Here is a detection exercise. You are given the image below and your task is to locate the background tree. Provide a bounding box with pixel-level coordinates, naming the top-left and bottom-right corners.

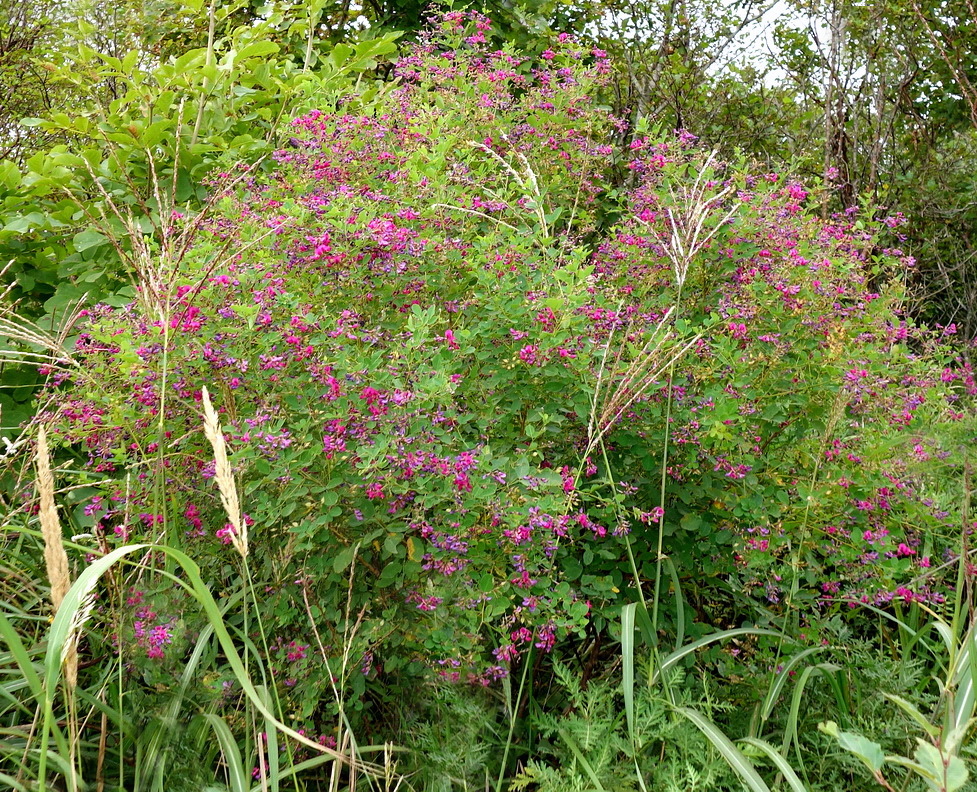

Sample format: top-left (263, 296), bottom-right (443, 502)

top-left (0, 0), bottom-right (67, 162)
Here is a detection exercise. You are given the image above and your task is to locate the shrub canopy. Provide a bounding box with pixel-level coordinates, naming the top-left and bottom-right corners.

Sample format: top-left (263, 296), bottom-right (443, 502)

top-left (36, 12), bottom-right (972, 718)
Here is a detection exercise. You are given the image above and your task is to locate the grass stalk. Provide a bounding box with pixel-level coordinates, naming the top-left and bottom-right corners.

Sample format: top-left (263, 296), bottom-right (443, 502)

top-left (495, 643), bottom-right (534, 792)
top-left (650, 278), bottom-right (683, 639)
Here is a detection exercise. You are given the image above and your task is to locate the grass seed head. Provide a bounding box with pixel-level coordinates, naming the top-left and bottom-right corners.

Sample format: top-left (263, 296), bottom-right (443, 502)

top-left (202, 387), bottom-right (247, 558)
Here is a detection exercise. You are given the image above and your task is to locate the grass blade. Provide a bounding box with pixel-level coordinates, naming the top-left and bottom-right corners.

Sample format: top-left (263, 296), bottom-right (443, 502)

top-left (622, 603), bottom-right (637, 741)
top-left (249, 755), bottom-right (338, 792)
top-left (675, 707), bottom-right (770, 792)
top-left (39, 543), bottom-right (375, 792)
top-left (258, 684), bottom-right (280, 792)
top-left (883, 693), bottom-right (940, 738)
top-left (739, 737), bottom-right (808, 792)
top-left (784, 663), bottom-right (839, 781)
top-left (195, 714), bottom-right (249, 792)
top-left (557, 726), bottom-right (606, 792)
top-left (0, 771), bottom-right (30, 792)
top-left (0, 611), bottom-right (45, 701)
top-left (951, 625), bottom-right (977, 732)
top-left (621, 603), bottom-right (650, 792)
top-left (40, 544), bottom-right (149, 790)
top-left (673, 706), bottom-right (770, 792)
top-left (760, 647), bottom-right (825, 722)
top-left (663, 557), bottom-right (685, 651)
top-left (653, 628), bottom-right (780, 684)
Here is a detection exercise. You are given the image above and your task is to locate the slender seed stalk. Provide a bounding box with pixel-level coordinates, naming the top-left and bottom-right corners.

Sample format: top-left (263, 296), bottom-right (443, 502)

top-left (652, 279), bottom-right (682, 635)
top-left (495, 644), bottom-right (534, 792)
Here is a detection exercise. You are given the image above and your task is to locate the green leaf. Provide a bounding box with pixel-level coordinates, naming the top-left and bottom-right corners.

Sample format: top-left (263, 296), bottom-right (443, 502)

top-left (819, 721), bottom-right (884, 773)
top-left (913, 740), bottom-right (969, 791)
top-left (0, 160), bottom-right (22, 190)
top-left (4, 212), bottom-right (47, 233)
top-left (237, 41), bottom-right (281, 60)
top-left (332, 543), bottom-right (358, 573)
top-left (882, 693), bottom-right (940, 738)
top-left (73, 229), bottom-right (109, 252)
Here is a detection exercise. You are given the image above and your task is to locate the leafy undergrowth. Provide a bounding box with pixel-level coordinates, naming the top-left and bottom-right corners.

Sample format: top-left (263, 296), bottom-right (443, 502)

top-left (1, 10), bottom-right (975, 792)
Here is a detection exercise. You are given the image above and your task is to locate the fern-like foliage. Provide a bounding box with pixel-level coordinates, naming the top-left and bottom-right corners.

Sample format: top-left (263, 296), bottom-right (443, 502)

top-left (512, 661), bottom-right (736, 792)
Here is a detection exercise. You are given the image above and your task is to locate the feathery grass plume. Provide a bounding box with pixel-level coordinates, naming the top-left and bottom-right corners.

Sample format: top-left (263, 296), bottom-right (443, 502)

top-left (0, 263), bottom-right (85, 371)
top-left (36, 425), bottom-right (78, 687)
top-left (201, 386), bottom-right (247, 558)
top-left (587, 308), bottom-right (700, 450)
top-left (68, 141), bottom-right (272, 328)
top-left (471, 136), bottom-right (550, 231)
top-left (639, 150), bottom-right (737, 290)
top-left (432, 138), bottom-right (550, 243)
top-left (37, 426), bottom-right (70, 608)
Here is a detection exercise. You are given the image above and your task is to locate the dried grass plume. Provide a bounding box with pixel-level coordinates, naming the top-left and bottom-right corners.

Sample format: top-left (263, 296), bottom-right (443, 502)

top-left (37, 426), bottom-right (70, 608)
top-left (202, 387), bottom-right (247, 558)
top-left (36, 425), bottom-right (77, 687)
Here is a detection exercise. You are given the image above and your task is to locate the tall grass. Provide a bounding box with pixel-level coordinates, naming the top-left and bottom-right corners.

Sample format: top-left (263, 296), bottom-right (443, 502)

top-left (0, 409), bottom-right (402, 791)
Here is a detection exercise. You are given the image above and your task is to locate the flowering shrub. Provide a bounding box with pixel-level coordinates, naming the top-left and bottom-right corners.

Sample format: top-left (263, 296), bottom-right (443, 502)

top-left (589, 161), bottom-right (973, 618)
top-left (34, 11), bottom-right (972, 733)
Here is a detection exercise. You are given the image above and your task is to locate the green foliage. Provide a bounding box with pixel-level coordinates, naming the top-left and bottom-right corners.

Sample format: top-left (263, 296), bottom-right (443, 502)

top-left (402, 684), bottom-right (498, 791)
top-left (0, 1), bottom-right (67, 160)
top-left (0, 0), bottom-right (399, 326)
top-left (513, 661), bottom-right (737, 792)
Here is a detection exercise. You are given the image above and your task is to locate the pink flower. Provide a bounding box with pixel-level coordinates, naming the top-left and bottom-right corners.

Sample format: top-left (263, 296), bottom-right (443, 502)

top-left (366, 482), bottom-right (385, 500)
top-left (360, 386), bottom-right (381, 405)
top-left (216, 524), bottom-right (237, 544)
top-left (560, 466), bottom-right (575, 494)
top-left (518, 344), bottom-right (539, 365)
top-left (286, 641), bottom-right (308, 662)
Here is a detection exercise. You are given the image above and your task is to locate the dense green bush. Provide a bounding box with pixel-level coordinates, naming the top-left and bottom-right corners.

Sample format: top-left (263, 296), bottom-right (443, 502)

top-left (37, 3), bottom-right (971, 702)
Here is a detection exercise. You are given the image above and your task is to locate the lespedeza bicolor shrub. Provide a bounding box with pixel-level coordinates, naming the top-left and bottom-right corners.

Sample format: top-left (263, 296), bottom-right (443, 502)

top-left (31, 11), bottom-right (972, 739)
